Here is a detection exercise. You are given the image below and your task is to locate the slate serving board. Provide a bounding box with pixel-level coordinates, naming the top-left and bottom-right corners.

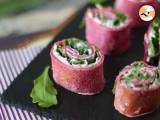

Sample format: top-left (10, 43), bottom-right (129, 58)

top-left (1, 1), bottom-right (160, 120)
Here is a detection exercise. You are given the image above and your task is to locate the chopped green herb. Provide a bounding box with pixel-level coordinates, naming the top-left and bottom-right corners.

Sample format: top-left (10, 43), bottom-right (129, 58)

top-left (124, 79), bottom-right (134, 88)
top-left (131, 61), bottom-right (146, 68)
top-left (30, 66), bottom-right (58, 108)
top-left (95, 5), bottom-right (127, 27)
top-left (124, 69), bottom-right (151, 81)
top-left (56, 45), bottom-right (65, 57)
top-left (70, 59), bottom-right (86, 65)
top-left (102, 12), bottom-right (127, 27)
top-left (121, 62), bottom-right (160, 90)
top-left (153, 68), bottom-right (160, 85)
top-left (88, 56), bottom-right (96, 64)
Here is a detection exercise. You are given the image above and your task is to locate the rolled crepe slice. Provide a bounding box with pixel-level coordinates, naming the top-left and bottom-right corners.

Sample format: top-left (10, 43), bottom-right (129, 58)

top-left (114, 0), bottom-right (159, 27)
top-left (144, 17), bottom-right (160, 66)
top-left (85, 6), bottom-right (131, 56)
top-left (114, 61), bottom-right (160, 117)
top-left (50, 38), bottom-right (105, 95)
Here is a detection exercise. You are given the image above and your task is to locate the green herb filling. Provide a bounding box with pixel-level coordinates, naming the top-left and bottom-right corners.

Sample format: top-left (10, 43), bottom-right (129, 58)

top-left (131, 61), bottom-right (147, 68)
top-left (148, 17), bottom-right (160, 61)
top-left (100, 12), bottom-right (127, 27)
top-left (92, 5), bottom-right (127, 27)
top-left (54, 38), bottom-right (99, 66)
top-left (122, 62), bottom-right (160, 90)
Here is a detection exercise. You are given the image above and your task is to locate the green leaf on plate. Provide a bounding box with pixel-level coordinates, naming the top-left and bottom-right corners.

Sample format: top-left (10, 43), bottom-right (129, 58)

top-left (79, 19), bottom-right (85, 29)
top-left (30, 66), bottom-right (58, 108)
top-left (90, 0), bottom-right (106, 5)
top-left (112, 83), bottom-right (116, 94)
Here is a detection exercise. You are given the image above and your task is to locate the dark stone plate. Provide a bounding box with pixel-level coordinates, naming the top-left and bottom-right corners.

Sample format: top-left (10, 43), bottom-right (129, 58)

top-left (2, 1), bottom-right (160, 120)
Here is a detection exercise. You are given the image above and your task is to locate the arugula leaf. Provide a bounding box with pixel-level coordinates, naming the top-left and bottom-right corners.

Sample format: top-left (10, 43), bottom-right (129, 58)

top-left (79, 20), bottom-right (85, 29)
top-left (30, 66), bottom-right (58, 108)
top-left (90, 0), bottom-right (106, 5)
top-left (112, 83), bottom-right (116, 94)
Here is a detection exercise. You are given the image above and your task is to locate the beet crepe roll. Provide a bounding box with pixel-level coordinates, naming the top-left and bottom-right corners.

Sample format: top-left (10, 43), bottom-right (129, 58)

top-left (85, 6), bottom-right (131, 56)
top-left (114, 0), bottom-right (159, 27)
top-left (114, 61), bottom-right (160, 117)
top-left (50, 38), bottom-right (105, 95)
top-left (144, 17), bottom-right (160, 66)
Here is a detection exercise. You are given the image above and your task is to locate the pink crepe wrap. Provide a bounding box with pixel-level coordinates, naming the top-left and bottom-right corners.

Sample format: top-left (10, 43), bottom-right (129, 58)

top-left (114, 0), bottom-right (159, 27)
top-left (85, 7), bottom-right (131, 56)
top-left (50, 40), bottom-right (105, 95)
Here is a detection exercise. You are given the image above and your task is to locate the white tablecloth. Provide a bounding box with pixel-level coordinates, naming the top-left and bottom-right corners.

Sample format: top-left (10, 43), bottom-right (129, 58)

top-left (0, 46), bottom-right (51, 120)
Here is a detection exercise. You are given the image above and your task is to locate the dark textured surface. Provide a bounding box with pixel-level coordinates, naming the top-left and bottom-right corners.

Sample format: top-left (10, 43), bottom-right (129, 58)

top-left (1, 1), bottom-right (160, 120)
